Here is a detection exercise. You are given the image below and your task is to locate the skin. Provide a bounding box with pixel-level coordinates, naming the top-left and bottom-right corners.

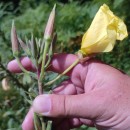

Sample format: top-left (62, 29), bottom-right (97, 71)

top-left (8, 54), bottom-right (130, 130)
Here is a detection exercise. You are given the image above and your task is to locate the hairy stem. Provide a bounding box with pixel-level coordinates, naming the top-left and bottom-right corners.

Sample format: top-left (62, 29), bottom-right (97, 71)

top-left (45, 59), bottom-right (79, 86)
top-left (38, 79), bottom-right (43, 95)
top-left (40, 39), bottom-right (50, 82)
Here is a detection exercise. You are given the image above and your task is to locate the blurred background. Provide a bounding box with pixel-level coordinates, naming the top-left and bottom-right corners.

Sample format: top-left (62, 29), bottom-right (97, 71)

top-left (0, 0), bottom-right (130, 129)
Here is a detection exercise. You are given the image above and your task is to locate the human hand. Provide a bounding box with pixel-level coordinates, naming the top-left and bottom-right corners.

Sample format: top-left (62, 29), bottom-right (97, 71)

top-left (8, 54), bottom-right (130, 130)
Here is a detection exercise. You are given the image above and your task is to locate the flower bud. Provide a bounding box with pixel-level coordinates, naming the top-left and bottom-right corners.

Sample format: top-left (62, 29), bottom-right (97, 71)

top-left (11, 21), bottom-right (19, 56)
top-left (2, 78), bottom-right (10, 91)
top-left (44, 4), bottom-right (56, 40)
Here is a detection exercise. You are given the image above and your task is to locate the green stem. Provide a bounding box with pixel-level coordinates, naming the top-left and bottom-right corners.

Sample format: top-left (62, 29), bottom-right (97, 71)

top-left (40, 39), bottom-right (50, 82)
top-left (15, 56), bottom-right (36, 78)
top-left (40, 117), bottom-right (46, 130)
top-left (15, 57), bottom-right (30, 74)
top-left (45, 59), bottom-right (79, 86)
top-left (38, 78), bottom-right (43, 95)
top-left (44, 54), bottom-right (52, 69)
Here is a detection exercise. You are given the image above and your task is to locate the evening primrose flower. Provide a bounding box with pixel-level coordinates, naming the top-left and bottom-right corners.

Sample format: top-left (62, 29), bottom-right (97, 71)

top-left (80, 4), bottom-right (128, 55)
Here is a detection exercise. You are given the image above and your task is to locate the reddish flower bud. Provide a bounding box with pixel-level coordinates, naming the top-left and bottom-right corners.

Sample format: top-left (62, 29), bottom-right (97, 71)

top-left (44, 4), bottom-right (56, 40)
top-left (11, 21), bottom-right (19, 56)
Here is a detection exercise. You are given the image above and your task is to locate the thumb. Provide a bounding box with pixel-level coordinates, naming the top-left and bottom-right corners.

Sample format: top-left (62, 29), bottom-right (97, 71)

top-left (33, 93), bottom-right (104, 119)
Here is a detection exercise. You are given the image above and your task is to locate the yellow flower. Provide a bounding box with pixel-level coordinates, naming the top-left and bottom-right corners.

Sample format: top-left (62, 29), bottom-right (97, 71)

top-left (80, 4), bottom-right (128, 55)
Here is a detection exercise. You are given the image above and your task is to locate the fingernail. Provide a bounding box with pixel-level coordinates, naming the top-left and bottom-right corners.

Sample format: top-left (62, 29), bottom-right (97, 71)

top-left (33, 94), bottom-right (51, 115)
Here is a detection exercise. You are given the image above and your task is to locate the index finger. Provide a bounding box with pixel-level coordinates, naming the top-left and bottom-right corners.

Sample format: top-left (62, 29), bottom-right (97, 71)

top-left (7, 54), bottom-right (78, 75)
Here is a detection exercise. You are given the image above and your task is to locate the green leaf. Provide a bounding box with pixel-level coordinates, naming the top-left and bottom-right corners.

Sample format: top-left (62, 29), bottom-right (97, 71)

top-left (16, 108), bottom-right (24, 116)
top-left (46, 121), bottom-right (52, 130)
top-left (34, 113), bottom-right (42, 130)
top-left (3, 111), bottom-right (15, 117)
top-left (113, 0), bottom-right (124, 8)
top-left (25, 98), bottom-right (33, 105)
top-left (23, 73), bottom-right (32, 85)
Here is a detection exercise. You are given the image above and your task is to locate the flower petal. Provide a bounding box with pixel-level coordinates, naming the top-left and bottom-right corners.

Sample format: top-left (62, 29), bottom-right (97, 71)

top-left (80, 4), bottom-right (128, 55)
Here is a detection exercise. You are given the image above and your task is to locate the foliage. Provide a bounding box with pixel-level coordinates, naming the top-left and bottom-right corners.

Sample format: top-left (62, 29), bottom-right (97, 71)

top-left (0, 0), bottom-right (130, 129)
top-left (0, 87), bottom-right (27, 130)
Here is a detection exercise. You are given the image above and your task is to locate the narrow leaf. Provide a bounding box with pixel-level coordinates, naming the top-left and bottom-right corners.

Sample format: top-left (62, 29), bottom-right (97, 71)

top-left (18, 38), bottom-right (31, 57)
top-left (25, 91), bottom-right (37, 98)
top-left (34, 113), bottom-right (42, 130)
top-left (25, 98), bottom-right (33, 105)
top-left (31, 34), bottom-right (37, 59)
top-left (46, 121), bottom-right (52, 130)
